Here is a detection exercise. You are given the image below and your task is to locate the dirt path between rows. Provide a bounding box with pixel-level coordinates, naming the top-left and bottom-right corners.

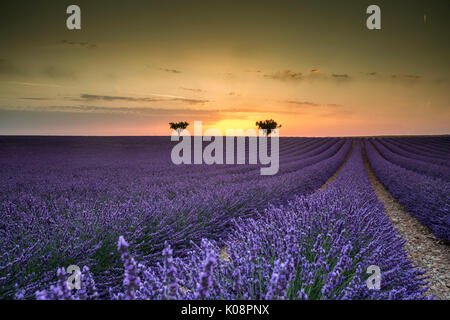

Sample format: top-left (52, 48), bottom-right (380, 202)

top-left (361, 140), bottom-right (450, 299)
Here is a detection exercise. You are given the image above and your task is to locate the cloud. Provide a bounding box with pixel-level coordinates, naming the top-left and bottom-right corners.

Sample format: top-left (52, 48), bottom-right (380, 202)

top-left (264, 70), bottom-right (303, 81)
top-left (61, 40), bottom-right (99, 49)
top-left (160, 68), bottom-right (182, 74)
top-left (79, 94), bottom-right (157, 102)
top-left (2, 103), bottom-right (304, 118)
top-left (180, 87), bottom-right (204, 93)
top-left (285, 100), bottom-right (343, 108)
top-left (176, 98), bottom-right (210, 105)
top-left (19, 97), bottom-right (50, 101)
top-left (1, 105), bottom-right (179, 115)
top-left (227, 92), bottom-right (243, 97)
top-left (2, 81), bottom-right (64, 88)
top-left (264, 69), bottom-right (352, 84)
top-left (363, 71), bottom-right (426, 85)
top-left (328, 73), bottom-right (351, 84)
top-left (75, 94), bottom-right (209, 105)
top-left (0, 105), bottom-right (226, 120)
top-left (331, 74), bottom-right (350, 79)
top-left (364, 72), bottom-right (421, 80)
top-left (391, 74), bottom-right (421, 80)
top-left (285, 100), bottom-right (319, 107)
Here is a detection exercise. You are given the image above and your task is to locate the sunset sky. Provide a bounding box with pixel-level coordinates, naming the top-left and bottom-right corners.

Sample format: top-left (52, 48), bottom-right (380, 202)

top-left (0, 0), bottom-right (449, 136)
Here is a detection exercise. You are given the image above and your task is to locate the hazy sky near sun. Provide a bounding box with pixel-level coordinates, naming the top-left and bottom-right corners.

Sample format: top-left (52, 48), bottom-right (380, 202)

top-left (0, 0), bottom-right (449, 136)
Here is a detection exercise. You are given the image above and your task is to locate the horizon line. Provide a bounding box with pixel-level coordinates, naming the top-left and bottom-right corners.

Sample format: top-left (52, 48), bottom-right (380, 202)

top-left (1, 134), bottom-right (449, 138)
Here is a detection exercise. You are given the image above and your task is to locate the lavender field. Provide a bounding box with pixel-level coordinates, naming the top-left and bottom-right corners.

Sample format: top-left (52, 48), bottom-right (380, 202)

top-left (0, 136), bottom-right (449, 300)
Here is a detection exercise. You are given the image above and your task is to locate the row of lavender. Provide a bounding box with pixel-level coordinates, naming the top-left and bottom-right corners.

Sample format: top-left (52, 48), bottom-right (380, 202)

top-left (365, 140), bottom-right (450, 241)
top-left (0, 137), bottom-right (350, 298)
top-left (370, 138), bottom-right (450, 180)
top-left (35, 141), bottom-right (429, 300)
top-left (381, 138), bottom-right (449, 167)
top-left (382, 136), bottom-right (449, 162)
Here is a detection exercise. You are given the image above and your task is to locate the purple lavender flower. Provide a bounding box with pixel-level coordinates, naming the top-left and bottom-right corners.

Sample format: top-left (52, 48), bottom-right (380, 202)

top-left (194, 248), bottom-right (217, 299)
top-left (118, 236), bottom-right (141, 300)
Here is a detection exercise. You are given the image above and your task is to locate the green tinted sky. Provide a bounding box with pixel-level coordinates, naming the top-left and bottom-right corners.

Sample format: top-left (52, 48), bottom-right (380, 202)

top-left (0, 0), bottom-right (449, 135)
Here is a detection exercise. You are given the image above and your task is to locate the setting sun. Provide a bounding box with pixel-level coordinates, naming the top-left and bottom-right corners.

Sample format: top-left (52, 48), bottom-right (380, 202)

top-left (207, 119), bottom-right (258, 135)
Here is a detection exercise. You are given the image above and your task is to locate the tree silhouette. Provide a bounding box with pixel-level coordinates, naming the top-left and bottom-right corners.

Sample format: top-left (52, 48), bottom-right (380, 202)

top-left (256, 119), bottom-right (281, 136)
top-left (169, 121), bottom-right (189, 136)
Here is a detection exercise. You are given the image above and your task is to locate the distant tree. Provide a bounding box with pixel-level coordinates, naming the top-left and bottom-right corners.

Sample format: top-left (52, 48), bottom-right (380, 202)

top-left (169, 121), bottom-right (189, 136)
top-left (256, 119), bottom-right (281, 136)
